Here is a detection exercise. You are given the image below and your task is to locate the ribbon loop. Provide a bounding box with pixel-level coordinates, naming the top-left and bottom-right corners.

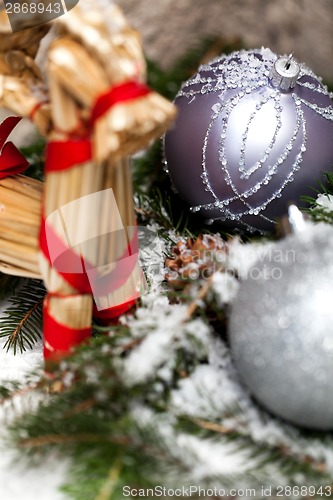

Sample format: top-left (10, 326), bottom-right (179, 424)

top-left (0, 116), bottom-right (29, 179)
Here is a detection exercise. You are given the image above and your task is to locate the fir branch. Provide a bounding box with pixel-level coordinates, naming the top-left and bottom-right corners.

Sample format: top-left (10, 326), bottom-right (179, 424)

top-left (135, 178), bottom-right (201, 236)
top-left (191, 417), bottom-right (329, 476)
top-left (18, 433), bottom-right (111, 448)
top-left (6, 315), bottom-right (333, 500)
top-left (301, 171), bottom-right (333, 224)
top-left (95, 460), bottom-right (122, 500)
top-left (132, 140), bottom-right (164, 192)
top-left (0, 279), bottom-right (46, 354)
top-left (135, 189), bottom-right (174, 230)
top-left (0, 381), bottom-right (42, 405)
top-left (192, 417), bottom-right (233, 435)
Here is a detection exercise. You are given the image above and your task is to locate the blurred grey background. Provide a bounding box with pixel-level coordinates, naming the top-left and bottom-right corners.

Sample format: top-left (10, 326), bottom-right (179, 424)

top-left (121, 0), bottom-right (333, 83)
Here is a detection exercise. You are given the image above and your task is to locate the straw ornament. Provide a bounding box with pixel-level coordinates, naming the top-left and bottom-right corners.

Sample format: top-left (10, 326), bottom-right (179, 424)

top-left (0, 1), bottom-right (176, 365)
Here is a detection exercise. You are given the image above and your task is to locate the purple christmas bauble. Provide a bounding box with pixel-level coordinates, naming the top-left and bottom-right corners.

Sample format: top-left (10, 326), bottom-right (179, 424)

top-left (164, 48), bottom-right (333, 232)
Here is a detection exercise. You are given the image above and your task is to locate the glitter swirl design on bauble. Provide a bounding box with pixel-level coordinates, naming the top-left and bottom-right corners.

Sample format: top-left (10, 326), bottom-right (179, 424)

top-left (164, 48), bottom-right (333, 233)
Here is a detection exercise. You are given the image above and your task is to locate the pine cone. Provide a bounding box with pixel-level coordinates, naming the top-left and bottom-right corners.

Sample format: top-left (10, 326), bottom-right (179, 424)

top-left (165, 234), bottom-right (228, 288)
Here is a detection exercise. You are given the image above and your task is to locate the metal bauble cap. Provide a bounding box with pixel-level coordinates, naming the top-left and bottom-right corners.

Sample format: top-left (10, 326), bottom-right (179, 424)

top-left (269, 54), bottom-right (300, 91)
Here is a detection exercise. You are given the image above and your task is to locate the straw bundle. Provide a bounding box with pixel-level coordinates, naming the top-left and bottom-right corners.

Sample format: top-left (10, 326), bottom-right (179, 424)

top-left (0, 14), bottom-right (50, 282)
top-left (0, 11), bottom-right (51, 135)
top-left (39, 0), bottom-right (176, 346)
top-left (0, 174), bottom-right (42, 278)
top-left (49, 3), bottom-right (177, 161)
top-left (0, 0), bottom-right (176, 362)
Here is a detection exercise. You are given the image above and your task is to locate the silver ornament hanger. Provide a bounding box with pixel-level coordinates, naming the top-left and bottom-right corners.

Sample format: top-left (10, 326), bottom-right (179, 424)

top-left (269, 54), bottom-right (300, 91)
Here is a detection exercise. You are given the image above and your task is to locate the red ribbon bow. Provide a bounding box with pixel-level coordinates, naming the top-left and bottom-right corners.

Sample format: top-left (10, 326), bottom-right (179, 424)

top-left (0, 117), bottom-right (29, 179)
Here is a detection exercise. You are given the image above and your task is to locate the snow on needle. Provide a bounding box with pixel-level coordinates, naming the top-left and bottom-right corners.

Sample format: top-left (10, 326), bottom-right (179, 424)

top-left (183, 265), bottom-right (224, 322)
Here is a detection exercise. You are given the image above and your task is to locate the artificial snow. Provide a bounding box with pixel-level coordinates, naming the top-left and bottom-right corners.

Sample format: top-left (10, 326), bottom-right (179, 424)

top-left (315, 193), bottom-right (333, 213)
top-left (211, 272), bottom-right (240, 305)
top-left (0, 334), bottom-right (68, 500)
top-left (131, 405), bottom-right (255, 482)
top-left (226, 237), bottom-right (274, 278)
top-left (175, 433), bottom-right (255, 479)
top-left (122, 298), bottom-right (188, 384)
top-left (171, 364), bottom-right (241, 419)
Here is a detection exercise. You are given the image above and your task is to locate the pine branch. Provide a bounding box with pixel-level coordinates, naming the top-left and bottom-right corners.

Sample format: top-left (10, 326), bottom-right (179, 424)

top-left (301, 171), bottom-right (333, 224)
top-left (191, 417), bottom-right (329, 476)
top-left (0, 279), bottom-right (46, 354)
top-left (134, 170), bottom-right (204, 236)
top-left (18, 433), bottom-right (111, 448)
top-left (6, 313), bottom-right (333, 500)
top-left (0, 381), bottom-right (42, 404)
top-left (95, 460), bottom-right (122, 500)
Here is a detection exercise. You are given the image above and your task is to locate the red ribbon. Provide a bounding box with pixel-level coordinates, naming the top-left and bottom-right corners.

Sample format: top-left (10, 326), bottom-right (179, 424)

top-left (40, 218), bottom-right (91, 293)
top-left (45, 138), bottom-right (91, 173)
top-left (40, 217), bottom-right (139, 296)
top-left (90, 80), bottom-right (151, 125)
top-left (43, 297), bottom-right (91, 360)
top-left (40, 79), bottom-right (145, 292)
top-left (44, 80), bottom-right (152, 174)
top-left (40, 79), bottom-right (149, 333)
top-left (93, 297), bottom-right (137, 324)
top-left (0, 117), bottom-right (29, 179)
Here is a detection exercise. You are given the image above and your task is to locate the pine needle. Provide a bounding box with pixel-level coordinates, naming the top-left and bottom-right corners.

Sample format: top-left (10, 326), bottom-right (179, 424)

top-left (0, 279), bottom-right (46, 354)
top-left (95, 459), bottom-right (122, 500)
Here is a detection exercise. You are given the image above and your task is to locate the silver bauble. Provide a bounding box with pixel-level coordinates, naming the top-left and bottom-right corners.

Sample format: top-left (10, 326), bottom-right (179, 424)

top-left (164, 48), bottom-right (333, 233)
top-left (229, 222), bottom-right (333, 430)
